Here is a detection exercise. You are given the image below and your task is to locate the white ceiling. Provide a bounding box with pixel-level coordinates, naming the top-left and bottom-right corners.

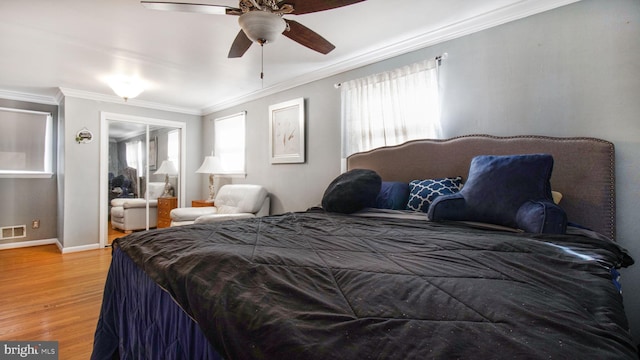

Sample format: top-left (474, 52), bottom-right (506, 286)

top-left (0, 0), bottom-right (579, 115)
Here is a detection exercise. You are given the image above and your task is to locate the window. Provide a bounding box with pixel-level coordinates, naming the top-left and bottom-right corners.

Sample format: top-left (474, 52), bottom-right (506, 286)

top-left (340, 58), bottom-right (441, 159)
top-left (214, 112), bottom-right (246, 176)
top-left (0, 107), bottom-right (53, 178)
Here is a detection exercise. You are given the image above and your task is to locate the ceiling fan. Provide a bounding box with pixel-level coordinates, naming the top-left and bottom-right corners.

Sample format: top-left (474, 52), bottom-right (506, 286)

top-left (141, 0), bottom-right (365, 58)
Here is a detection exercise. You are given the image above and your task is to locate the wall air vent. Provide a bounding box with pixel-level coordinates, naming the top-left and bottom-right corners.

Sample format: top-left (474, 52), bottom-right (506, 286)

top-left (1, 225), bottom-right (26, 240)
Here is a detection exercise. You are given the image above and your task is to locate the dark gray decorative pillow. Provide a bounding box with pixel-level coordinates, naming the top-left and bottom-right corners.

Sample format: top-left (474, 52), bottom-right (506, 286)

top-left (322, 169), bottom-right (382, 214)
top-left (428, 154), bottom-right (567, 234)
top-left (406, 177), bottom-right (463, 213)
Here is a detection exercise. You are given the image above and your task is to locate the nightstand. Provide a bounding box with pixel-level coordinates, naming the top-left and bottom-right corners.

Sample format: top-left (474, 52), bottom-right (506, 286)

top-left (157, 197), bottom-right (178, 228)
top-left (192, 200), bottom-right (215, 207)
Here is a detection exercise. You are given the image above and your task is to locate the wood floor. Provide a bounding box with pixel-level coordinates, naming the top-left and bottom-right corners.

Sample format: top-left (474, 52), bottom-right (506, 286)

top-left (0, 244), bottom-right (113, 359)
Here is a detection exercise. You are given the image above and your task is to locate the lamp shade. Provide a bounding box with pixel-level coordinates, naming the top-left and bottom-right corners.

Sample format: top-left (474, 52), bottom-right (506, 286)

top-left (196, 156), bottom-right (223, 174)
top-left (154, 160), bottom-right (178, 175)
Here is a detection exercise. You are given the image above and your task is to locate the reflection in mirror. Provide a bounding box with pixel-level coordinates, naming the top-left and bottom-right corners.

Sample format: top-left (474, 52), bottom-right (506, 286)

top-left (107, 121), bottom-right (181, 244)
top-left (151, 127), bottom-right (181, 200)
top-left (108, 121), bottom-right (147, 200)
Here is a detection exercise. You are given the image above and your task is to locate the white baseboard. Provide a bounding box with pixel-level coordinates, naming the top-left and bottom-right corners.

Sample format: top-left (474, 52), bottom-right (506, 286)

top-left (58, 242), bottom-right (101, 254)
top-left (0, 238), bottom-right (103, 253)
top-left (0, 238), bottom-right (58, 250)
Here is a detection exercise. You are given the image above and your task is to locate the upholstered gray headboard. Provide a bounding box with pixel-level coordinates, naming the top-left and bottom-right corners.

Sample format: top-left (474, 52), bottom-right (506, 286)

top-left (347, 135), bottom-right (616, 240)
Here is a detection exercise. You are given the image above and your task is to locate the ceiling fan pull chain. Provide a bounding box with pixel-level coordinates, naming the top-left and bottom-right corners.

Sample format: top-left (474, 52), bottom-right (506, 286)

top-left (261, 43), bottom-right (264, 83)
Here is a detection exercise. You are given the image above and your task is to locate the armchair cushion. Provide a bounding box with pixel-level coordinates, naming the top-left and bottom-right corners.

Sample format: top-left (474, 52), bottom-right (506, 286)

top-left (428, 154), bottom-right (567, 234)
top-left (214, 184), bottom-right (269, 214)
top-left (109, 182), bottom-right (164, 232)
top-left (171, 207), bottom-right (218, 222)
top-left (170, 184), bottom-right (269, 226)
top-left (111, 198), bottom-right (158, 209)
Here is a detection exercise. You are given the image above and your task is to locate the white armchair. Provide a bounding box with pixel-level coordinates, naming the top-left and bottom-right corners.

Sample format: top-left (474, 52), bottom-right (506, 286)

top-left (170, 184), bottom-right (269, 226)
top-left (110, 182), bottom-right (165, 232)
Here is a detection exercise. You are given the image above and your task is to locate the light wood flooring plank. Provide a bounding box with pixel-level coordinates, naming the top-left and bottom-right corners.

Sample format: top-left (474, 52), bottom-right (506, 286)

top-left (0, 244), bottom-right (112, 360)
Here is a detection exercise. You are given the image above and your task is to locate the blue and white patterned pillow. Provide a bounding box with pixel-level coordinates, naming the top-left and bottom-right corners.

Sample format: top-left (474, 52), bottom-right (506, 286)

top-left (406, 177), bottom-right (463, 213)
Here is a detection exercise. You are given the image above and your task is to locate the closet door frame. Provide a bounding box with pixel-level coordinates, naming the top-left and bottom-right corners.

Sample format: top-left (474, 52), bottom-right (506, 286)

top-left (99, 112), bottom-right (186, 248)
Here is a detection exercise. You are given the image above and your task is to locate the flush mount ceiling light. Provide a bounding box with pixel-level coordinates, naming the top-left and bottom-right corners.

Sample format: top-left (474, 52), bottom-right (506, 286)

top-left (109, 76), bottom-right (144, 101)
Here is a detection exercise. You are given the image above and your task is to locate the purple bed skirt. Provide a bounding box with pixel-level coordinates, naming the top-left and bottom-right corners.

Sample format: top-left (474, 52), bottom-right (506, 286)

top-left (91, 246), bottom-right (224, 360)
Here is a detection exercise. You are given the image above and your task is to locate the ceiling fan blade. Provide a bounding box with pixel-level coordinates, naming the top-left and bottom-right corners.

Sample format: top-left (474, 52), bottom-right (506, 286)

top-left (141, 1), bottom-right (242, 16)
top-left (283, 20), bottom-right (335, 55)
top-left (277, 0), bottom-right (365, 15)
top-left (228, 30), bottom-right (253, 58)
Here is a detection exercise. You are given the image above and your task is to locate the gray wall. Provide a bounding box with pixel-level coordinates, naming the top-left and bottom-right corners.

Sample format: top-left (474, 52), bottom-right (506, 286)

top-left (202, 80), bottom-right (341, 213)
top-left (58, 97), bottom-right (202, 248)
top-left (0, 98), bottom-right (58, 245)
top-left (206, 0), bottom-right (640, 343)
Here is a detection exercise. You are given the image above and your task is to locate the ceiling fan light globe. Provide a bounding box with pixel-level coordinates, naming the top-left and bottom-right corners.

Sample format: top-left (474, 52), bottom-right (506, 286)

top-left (238, 11), bottom-right (286, 44)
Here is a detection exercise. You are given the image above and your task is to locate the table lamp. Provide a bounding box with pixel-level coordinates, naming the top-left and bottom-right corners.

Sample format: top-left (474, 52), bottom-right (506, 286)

top-left (154, 160), bottom-right (178, 197)
top-left (196, 156), bottom-right (223, 202)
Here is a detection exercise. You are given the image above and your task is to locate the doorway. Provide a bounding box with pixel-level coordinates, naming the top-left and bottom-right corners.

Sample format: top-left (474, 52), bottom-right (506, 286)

top-left (99, 112), bottom-right (186, 247)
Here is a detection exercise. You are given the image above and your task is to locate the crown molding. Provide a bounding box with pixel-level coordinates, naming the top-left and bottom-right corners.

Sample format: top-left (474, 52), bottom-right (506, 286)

top-left (57, 87), bottom-right (202, 116)
top-left (1, 0), bottom-right (581, 116)
top-left (55, 89), bottom-right (65, 105)
top-left (0, 87), bottom-right (202, 115)
top-left (0, 89), bottom-right (59, 105)
top-left (202, 0), bottom-right (581, 114)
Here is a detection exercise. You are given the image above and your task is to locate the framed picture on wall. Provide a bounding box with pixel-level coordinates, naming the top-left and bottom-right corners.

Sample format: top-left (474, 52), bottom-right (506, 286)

top-left (148, 137), bottom-right (157, 171)
top-left (269, 98), bottom-right (305, 164)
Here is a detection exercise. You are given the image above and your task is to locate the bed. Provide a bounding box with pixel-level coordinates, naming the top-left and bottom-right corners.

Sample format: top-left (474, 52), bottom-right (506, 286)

top-left (92, 135), bottom-right (638, 359)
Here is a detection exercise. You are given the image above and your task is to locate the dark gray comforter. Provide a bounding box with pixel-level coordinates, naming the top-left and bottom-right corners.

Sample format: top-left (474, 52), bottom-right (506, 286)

top-left (115, 209), bottom-right (637, 359)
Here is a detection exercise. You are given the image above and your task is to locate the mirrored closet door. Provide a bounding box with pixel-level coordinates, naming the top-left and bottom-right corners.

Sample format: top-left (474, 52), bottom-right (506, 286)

top-left (100, 113), bottom-right (186, 247)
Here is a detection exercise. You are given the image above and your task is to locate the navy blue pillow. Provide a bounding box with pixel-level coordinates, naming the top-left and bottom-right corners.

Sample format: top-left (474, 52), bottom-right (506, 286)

top-left (428, 154), bottom-right (567, 234)
top-left (375, 182), bottom-right (410, 210)
top-left (406, 177), bottom-right (463, 213)
top-left (322, 169), bottom-right (382, 214)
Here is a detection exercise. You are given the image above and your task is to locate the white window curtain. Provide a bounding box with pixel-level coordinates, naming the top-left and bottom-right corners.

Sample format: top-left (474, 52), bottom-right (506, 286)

top-left (167, 129), bottom-right (180, 166)
top-left (125, 140), bottom-right (144, 173)
top-left (214, 112), bottom-right (246, 176)
top-left (341, 58), bottom-right (442, 160)
top-left (124, 140), bottom-right (144, 197)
